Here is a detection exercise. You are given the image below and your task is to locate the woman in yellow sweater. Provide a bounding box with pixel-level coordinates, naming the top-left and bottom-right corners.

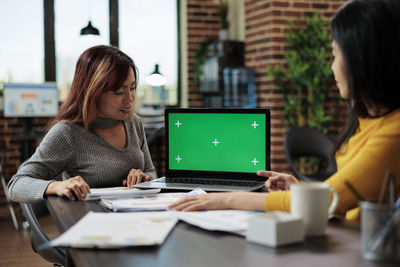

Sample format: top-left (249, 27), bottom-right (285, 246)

top-left (170, 0), bottom-right (400, 221)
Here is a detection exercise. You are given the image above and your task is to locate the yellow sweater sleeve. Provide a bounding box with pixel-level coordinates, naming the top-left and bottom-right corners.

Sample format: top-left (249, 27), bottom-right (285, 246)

top-left (266, 109), bottom-right (400, 221)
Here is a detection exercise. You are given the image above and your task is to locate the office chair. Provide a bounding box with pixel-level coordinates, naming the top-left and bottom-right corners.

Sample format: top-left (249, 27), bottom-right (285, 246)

top-left (0, 144), bottom-right (20, 230)
top-left (137, 108), bottom-right (165, 176)
top-left (136, 107), bottom-right (164, 141)
top-left (20, 201), bottom-right (65, 266)
top-left (284, 127), bottom-right (337, 182)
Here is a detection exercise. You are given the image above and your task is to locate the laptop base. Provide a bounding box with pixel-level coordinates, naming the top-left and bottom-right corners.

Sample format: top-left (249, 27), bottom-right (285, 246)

top-left (135, 177), bottom-right (265, 192)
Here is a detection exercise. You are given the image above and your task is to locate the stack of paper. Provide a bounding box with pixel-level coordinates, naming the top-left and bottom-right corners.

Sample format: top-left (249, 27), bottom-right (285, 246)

top-left (84, 187), bottom-right (160, 201)
top-left (49, 211), bottom-right (178, 248)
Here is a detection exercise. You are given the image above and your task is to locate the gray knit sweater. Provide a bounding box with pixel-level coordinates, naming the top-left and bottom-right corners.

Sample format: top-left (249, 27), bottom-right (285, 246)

top-left (8, 115), bottom-right (157, 203)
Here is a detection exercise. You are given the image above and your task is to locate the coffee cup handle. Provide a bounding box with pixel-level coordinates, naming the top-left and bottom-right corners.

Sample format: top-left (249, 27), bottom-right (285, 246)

top-left (328, 187), bottom-right (339, 217)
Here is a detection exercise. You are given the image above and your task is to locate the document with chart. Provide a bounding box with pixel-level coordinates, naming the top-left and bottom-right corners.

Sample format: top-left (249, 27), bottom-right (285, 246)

top-left (49, 211), bottom-right (178, 248)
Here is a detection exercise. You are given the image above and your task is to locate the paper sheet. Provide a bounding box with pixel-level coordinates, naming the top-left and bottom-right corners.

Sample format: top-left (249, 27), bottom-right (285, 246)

top-left (49, 211), bottom-right (178, 248)
top-left (85, 187), bottom-right (161, 201)
top-left (177, 210), bottom-right (259, 236)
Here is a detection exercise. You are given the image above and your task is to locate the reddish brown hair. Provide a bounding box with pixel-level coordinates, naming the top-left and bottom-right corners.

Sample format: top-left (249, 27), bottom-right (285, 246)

top-left (50, 45), bottom-right (137, 129)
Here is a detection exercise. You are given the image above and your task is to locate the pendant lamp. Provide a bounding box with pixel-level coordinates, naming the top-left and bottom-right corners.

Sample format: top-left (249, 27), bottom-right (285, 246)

top-left (146, 64), bottom-right (167, 86)
top-left (80, 21), bottom-right (100, 36)
top-left (80, 0), bottom-right (100, 36)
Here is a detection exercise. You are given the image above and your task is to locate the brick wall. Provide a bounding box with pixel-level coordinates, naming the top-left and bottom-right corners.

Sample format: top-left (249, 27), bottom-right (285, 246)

top-left (187, 0), bottom-right (221, 107)
top-left (0, 115), bottom-right (51, 199)
top-left (187, 0), bottom-right (347, 172)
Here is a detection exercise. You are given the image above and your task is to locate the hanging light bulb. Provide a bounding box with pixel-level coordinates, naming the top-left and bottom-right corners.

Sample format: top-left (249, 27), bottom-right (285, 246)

top-left (80, 0), bottom-right (100, 36)
top-left (146, 64), bottom-right (167, 86)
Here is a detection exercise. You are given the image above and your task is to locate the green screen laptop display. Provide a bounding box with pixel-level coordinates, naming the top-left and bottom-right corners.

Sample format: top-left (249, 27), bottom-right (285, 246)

top-left (167, 109), bottom-right (270, 174)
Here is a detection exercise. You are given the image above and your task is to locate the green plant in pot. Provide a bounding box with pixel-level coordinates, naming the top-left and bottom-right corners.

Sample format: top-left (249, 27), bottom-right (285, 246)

top-left (267, 14), bottom-right (338, 175)
top-left (192, 38), bottom-right (216, 89)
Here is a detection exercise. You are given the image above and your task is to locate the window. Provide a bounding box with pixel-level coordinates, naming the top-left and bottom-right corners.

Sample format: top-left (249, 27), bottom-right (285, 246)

top-left (0, 0), bottom-right (44, 83)
top-left (1, 0), bottom-right (179, 106)
top-left (55, 0), bottom-right (109, 100)
top-left (119, 0), bottom-right (178, 106)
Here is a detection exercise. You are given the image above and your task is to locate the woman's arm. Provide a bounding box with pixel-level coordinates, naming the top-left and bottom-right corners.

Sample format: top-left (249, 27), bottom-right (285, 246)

top-left (169, 170), bottom-right (296, 211)
top-left (7, 123), bottom-right (77, 202)
top-left (169, 192), bottom-right (268, 211)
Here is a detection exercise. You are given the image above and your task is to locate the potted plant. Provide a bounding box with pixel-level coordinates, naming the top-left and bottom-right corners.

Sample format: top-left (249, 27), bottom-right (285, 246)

top-left (193, 38), bottom-right (216, 89)
top-left (267, 14), bottom-right (336, 133)
top-left (267, 14), bottom-right (339, 175)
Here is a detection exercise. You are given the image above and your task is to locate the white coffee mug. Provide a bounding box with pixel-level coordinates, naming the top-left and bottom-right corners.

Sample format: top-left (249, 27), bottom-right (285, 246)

top-left (290, 182), bottom-right (339, 237)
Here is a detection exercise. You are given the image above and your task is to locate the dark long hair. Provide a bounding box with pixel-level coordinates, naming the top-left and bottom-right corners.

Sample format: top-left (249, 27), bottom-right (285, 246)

top-left (331, 0), bottom-right (400, 153)
top-left (50, 45), bottom-right (137, 129)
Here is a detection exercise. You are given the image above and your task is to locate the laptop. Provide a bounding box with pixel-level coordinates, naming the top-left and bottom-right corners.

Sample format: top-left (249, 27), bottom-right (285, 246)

top-left (135, 108), bottom-right (270, 192)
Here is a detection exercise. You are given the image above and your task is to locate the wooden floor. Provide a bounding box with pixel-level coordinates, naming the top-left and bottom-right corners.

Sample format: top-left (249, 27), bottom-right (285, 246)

top-left (0, 204), bottom-right (60, 267)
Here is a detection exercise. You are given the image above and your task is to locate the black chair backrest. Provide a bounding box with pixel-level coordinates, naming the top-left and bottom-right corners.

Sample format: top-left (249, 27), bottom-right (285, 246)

top-left (136, 109), bottom-right (165, 176)
top-left (284, 127), bottom-right (337, 181)
top-left (20, 201), bottom-right (65, 265)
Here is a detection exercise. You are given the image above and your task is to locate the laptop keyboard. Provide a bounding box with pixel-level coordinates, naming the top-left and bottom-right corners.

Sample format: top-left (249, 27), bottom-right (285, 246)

top-left (165, 177), bottom-right (264, 187)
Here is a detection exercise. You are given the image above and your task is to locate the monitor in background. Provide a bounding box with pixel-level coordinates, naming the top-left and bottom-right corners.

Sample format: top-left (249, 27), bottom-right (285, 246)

top-left (3, 83), bottom-right (58, 117)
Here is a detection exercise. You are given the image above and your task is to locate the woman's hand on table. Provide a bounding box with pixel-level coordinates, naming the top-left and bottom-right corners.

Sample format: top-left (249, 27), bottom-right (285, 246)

top-left (45, 176), bottom-right (91, 200)
top-left (169, 192), bottom-right (231, 211)
top-left (169, 169), bottom-right (298, 211)
top-left (258, 170), bottom-right (299, 191)
top-left (169, 192), bottom-right (267, 212)
top-left (123, 168), bottom-right (151, 188)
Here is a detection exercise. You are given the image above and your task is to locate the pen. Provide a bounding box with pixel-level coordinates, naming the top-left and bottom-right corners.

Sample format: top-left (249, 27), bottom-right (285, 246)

top-left (344, 180), bottom-right (365, 202)
top-left (387, 172), bottom-right (396, 253)
top-left (389, 173), bottom-right (396, 207)
top-left (376, 171), bottom-right (396, 253)
top-left (378, 170), bottom-right (393, 204)
top-left (367, 197), bottom-right (400, 253)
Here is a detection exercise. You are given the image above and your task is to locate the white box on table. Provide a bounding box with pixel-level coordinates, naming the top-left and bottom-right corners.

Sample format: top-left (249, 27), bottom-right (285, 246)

top-left (246, 211), bottom-right (304, 247)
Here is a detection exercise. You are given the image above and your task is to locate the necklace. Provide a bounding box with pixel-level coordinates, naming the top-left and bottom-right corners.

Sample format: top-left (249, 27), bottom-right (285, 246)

top-left (90, 117), bottom-right (122, 129)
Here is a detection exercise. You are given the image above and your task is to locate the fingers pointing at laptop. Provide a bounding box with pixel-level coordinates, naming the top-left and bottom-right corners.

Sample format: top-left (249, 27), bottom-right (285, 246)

top-left (258, 170), bottom-right (299, 191)
top-left (123, 169), bottom-right (151, 188)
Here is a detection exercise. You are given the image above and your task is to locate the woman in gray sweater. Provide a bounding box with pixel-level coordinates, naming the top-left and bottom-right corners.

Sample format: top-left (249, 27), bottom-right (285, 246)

top-left (8, 45), bottom-right (157, 203)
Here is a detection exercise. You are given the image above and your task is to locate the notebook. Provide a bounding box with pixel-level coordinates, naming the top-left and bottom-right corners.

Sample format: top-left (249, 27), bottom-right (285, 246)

top-left (135, 108), bottom-right (270, 192)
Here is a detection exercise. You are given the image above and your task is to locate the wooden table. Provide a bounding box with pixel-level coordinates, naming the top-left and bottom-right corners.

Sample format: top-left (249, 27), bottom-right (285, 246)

top-left (45, 196), bottom-right (397, 267)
